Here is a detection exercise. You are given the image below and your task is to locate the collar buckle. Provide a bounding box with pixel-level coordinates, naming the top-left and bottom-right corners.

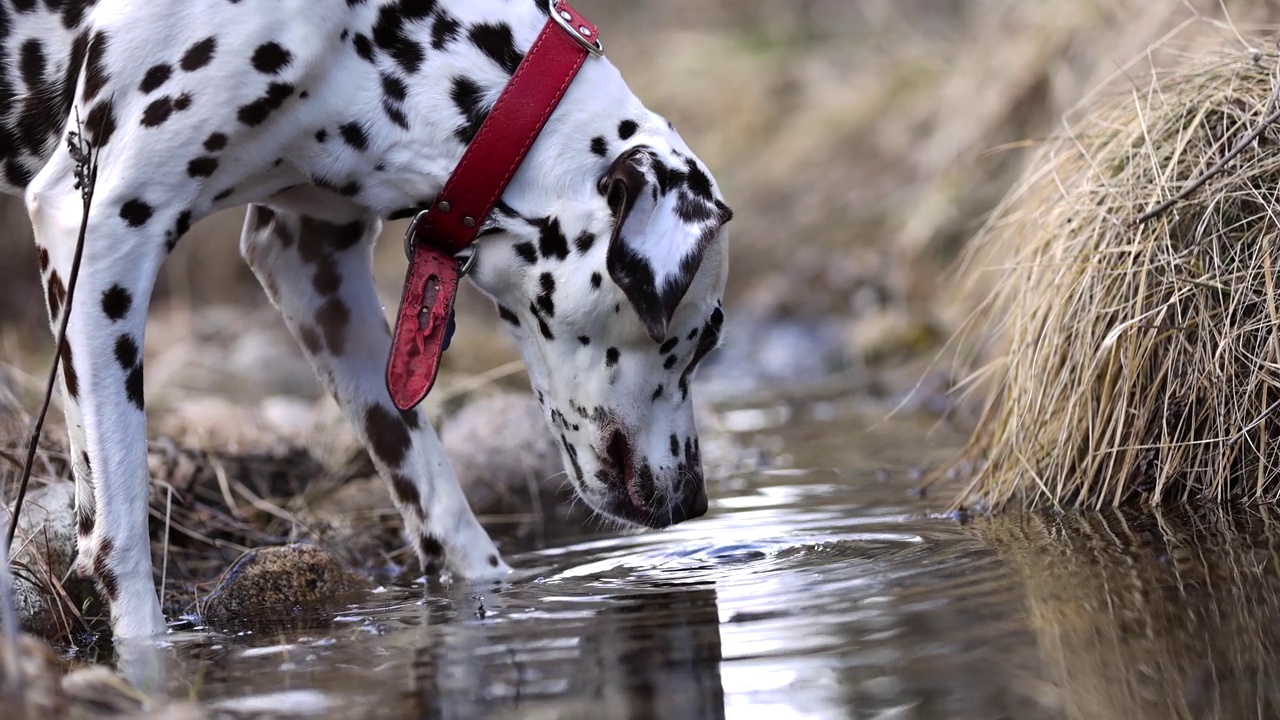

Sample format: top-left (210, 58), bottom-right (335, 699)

top-left (403, 208), bottom-right (477, 277)
top-left (551, 1), bottom-right (604, 57)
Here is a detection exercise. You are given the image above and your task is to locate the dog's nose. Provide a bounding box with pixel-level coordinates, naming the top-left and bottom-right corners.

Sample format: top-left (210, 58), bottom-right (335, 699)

top-left (671, 480), bottom-right (708, 524)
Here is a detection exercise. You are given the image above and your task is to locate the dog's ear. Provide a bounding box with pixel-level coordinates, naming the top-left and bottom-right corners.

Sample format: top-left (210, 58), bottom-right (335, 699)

top-left (601, 145), bottom-right (733, 343)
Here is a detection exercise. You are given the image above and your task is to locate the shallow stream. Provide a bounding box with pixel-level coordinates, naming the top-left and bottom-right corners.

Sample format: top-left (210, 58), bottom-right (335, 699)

top-left (129, 388), bottom-right (1280, 719)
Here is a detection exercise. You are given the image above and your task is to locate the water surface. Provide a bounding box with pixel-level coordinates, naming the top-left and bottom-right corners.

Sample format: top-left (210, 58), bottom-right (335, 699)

top-left (143, 392), bottom-right (1280, 720)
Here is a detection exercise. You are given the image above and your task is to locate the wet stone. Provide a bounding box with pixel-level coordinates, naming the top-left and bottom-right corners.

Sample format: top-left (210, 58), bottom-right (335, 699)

top-left (2, 481), bottom-right (97, 639)
top-left (200, 543), bottom-right (370, 634)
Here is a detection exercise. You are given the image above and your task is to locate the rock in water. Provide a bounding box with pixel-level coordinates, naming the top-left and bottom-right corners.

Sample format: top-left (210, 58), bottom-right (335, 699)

top-left (1, 481), bottom-right (95, 639)
top-left (200, 543), bottom-right (369, 634)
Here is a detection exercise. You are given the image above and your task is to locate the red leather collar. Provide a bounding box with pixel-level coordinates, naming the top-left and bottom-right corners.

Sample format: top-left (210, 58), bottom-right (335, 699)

top-left (386, 1), bottom-right (602, 411)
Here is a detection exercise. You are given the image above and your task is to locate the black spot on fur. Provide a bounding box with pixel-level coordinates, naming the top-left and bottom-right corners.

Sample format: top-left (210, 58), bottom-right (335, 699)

top-left (685, 159), bottom-right (715, 201)
top-left (536, 272), bottom-right (556, 317)
top-left (591, 272), bottom-right (602, 289)
top-left (418, 535), bottom-right (445, 570)
top-left (606, 347), bottom-right (619, 368)
top-left (353, 33), bottom-right (374, 61)
top-left (139, 64), bottom-right (171, 93)
top-left (534, 217), bottom-right (569, 260)
top-left (76, 504), bottom-right (94, 537)
top-left (590, 136), bottom-right (607, 157)
top-left (59, 339), bottom-right (79, 399)
top-left (60, 0), bottom-right (90, 28)
top-left (561, 434), bottom-right (583, 482)
top-left (536, 314), bottom-right (554, 340)
top-left (187, 155), bottom-right (218, 178)
top-left (203, 132), bottom-right (228, 151)
top-left (46, 272), bottom-right (66, 320)
top-left (390, 473), bottom-right (421, 512)
top-left (82, 31), bottom-right (109, 103)
top-left (101, 285), bottom-right (131, 321)
top-left (114, 334), bottom-right (139, 369)
top-left (430, 10), bottom-right (461, 49)
top-left (85, 99), bottom-right (116, 146)
top-left (94, 537), bottom-right (120, 602)
top-left (513, 242), bottom-right (537, 265)
top-left (364, 404), bottom-right (413, 467)
top-left (497, 304), bottom-right (520, 327)
top-left (125, 365), bottom-right (144, 410)
top-left (19, 38), bottom-right (44, 88)
top-left (382, 101), bottom-right (409, 130)
top-left (449, 76), bottom-right (489, 144)
top-left (468, 22), bottom-right (524, 75)
top-left (119, 199), bottom-right (153, 227)
top-left (167, 210), bottom-right (192, 252)
top-left (114, 335), bottom-right (144, 410)
top-left (339, 122), bottom-right (369, 150)
top-left (371, 0), bottom-right (433, 74)
top-left (237, 82), bottom-right (294, 126)
top-left (251, 42), bottom-right (292, 74)
top-left (617, 119), bottom-right (638, 140)
top-left (381, 73), bottom-right (407, 101)
top-left (141, 96), bottom-right (174, 127)
top-left (180, 37), bottom-right (217, 71)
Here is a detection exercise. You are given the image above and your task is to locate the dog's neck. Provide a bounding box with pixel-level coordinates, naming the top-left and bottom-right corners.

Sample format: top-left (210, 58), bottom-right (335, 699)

top-left (315, 0), bottom-right (644, 224)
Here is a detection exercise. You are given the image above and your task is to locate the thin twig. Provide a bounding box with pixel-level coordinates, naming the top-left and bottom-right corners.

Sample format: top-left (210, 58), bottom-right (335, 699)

top-left (6, 117), bottom-right (97, 552)
top-left (1136, 52), bottom-right (1280, 225)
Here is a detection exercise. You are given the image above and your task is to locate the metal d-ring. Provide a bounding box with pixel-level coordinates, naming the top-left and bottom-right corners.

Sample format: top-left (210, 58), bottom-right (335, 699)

top-left (403, 208), bottom-right (478, 277)
top-left (455, 249), bottom-right (478, 278)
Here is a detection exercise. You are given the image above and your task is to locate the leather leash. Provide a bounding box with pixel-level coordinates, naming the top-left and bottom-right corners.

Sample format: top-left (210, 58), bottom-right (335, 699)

top-left (386, 1), bottom-right (603, 411)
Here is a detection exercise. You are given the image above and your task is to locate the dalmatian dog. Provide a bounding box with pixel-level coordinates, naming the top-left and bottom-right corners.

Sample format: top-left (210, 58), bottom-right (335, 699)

top-left (2, 0), bottom-right (732, 639)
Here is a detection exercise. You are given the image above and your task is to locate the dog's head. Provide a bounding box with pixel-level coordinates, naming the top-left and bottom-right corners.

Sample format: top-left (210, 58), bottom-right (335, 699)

top-left (468, 117), bottom-right (731, 529)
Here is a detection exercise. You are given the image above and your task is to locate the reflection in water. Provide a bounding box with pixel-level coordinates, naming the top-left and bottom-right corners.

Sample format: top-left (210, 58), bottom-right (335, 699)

top-left (574, 589), bottom-right (725, 720)
top-left (406, 587), bottom-right (726, 720)
top-left (988, 508), bottom-right (1280, 720)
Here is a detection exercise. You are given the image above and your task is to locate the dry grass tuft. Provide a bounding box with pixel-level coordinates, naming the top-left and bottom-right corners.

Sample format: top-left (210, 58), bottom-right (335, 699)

top-left (945, 43), bottom-right (1280, 512)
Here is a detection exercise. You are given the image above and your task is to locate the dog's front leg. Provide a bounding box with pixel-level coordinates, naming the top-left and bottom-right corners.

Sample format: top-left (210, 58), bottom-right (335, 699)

top-left (239, 206), bottom-right (512, 580)
top-left (26, 160), bottom-right (171, 640)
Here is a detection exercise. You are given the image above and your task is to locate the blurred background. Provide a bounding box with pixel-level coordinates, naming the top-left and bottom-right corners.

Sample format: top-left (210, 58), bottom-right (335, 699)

top-left (3, 0), bottom-right (1278, 436)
